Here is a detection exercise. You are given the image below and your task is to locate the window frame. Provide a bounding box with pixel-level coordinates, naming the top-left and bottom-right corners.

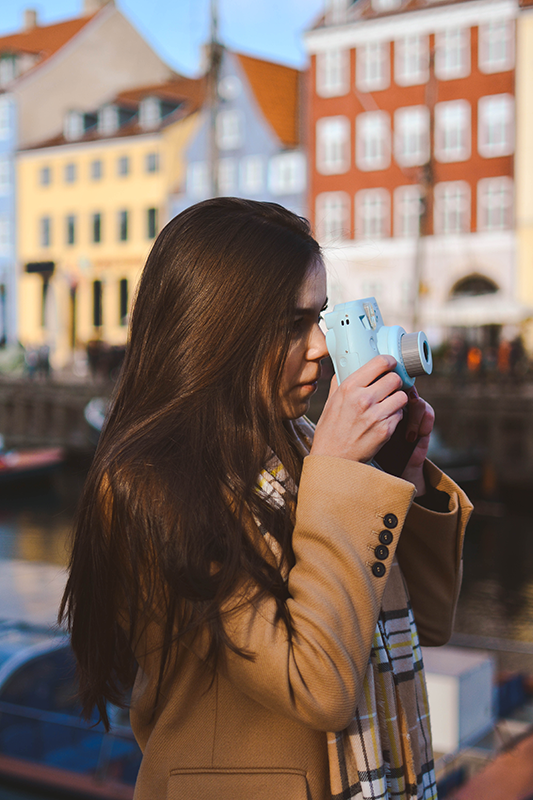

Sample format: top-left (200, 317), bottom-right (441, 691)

top-left (434, 99), bottom-right (471, 163)
top-left (356, 110), bottom-right (391, 172)
top-left (433, 180), bottom-right (471, 235)
top-left (356, 41), bottom-right (390, 92)
top-left (316, 115), bottom-right (351, 175)
top-left (355, 188), bottom-right (391, 239)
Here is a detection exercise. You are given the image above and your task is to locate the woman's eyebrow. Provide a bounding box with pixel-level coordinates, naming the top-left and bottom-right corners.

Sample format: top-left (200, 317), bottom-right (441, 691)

top-left (294, 297), bottom-right (329, 315)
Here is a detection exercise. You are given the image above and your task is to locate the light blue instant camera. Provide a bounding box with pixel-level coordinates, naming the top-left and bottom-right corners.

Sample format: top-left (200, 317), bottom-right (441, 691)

top-left (324, 298), bottom-right (433, 390)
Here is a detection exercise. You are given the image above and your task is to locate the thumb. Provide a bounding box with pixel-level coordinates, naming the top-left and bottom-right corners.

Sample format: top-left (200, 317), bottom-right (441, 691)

top-left (327, 374), bottom-right (339, 400)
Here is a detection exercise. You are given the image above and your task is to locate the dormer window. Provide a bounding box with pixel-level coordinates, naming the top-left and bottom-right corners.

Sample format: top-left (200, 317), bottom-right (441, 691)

top-left (371, 0), bottom-right (401, 11)
top-left (139, 97), bottom-right (161, 130)
top-left (98, 105), bottom-right (119, 136)
top-left (64, 110), bottom-right (85, 142)
top-left (0, 55), bottom-right (18, 87)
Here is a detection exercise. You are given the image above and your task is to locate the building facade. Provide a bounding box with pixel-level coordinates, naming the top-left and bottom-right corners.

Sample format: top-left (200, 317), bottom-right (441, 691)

top-left (17, 78), bottom-right (203, 369)
top-left (516, 0), bottom-right (533, 350)
top-left (171, 49), bottom-right (307, 218)
top-left (305, 0), bottom-right (524, 345)
top-left (0, 0), bottom-right (172, 347)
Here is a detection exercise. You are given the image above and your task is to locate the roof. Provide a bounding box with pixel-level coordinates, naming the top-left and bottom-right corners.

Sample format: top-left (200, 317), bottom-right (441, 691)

top-left (22, 75), bottom-right (206, 150)
top-left (236, 53), bottom-right (301, 148)
top-left (0, 15), bottom-right (94, 68)
top-left (116, 76), bottom-right (206, 109)
top-left (312, 0), bottom-right (479, 27)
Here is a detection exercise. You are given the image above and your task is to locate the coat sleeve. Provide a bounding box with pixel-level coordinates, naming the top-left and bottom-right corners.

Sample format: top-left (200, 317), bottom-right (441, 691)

top-left (396, 459), bottom-right (473, 647)
top-left (197, 454), bottom-right (418, 732)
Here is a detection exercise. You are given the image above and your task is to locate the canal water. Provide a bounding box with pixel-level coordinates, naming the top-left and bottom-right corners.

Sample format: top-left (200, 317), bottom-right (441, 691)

top-left (1, 458), bottom-right (533, 796)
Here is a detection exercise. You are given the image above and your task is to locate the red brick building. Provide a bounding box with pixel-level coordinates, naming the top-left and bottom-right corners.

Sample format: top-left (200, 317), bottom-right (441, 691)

top-left (305, 0), bottom-right (522, 342)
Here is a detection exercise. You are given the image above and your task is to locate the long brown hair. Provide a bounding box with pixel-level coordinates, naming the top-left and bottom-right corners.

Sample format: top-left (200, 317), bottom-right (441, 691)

top-left (59, 198), bottom-right (322, 728)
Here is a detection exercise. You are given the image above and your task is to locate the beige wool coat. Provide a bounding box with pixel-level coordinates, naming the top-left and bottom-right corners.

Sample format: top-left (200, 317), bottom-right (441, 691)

top-left (130, 454), bottom-right (472, 800)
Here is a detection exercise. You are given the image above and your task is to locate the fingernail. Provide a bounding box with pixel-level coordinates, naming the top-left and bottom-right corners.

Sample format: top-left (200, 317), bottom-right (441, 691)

top-left (407, 431), bottom-right (417, 442)
top-left (408, 388), bottom-right (419, 401)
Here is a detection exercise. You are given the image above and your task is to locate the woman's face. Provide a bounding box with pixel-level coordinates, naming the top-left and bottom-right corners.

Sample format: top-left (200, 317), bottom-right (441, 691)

top-left (279, 259), bottom-right (328, 420)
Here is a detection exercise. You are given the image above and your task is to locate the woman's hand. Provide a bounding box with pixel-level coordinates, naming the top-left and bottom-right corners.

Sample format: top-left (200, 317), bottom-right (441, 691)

top-left (310, 355), bottom-right (408, 464)
top-left (401, 387), bottom-right (435, 496)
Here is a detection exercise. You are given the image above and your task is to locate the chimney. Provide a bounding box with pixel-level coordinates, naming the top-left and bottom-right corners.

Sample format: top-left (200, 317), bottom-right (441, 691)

top-left (83, 0), bottom-right (114, 15)
top-left (23, 9), bottom-right (38, 30)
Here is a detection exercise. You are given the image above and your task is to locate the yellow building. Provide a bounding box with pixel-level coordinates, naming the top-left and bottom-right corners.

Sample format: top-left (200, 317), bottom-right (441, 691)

top-left (516, 0), bottom-right (533, 350)
top-left (17, 77), bottom-right (204, 369)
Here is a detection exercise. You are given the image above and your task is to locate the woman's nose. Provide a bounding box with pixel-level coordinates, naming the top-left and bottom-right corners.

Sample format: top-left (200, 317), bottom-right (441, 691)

top-left (308, 324), bottom-right (328, 361)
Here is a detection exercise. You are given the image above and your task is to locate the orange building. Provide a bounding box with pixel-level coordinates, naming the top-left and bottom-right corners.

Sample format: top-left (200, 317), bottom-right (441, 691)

top-left (305, 0), bottom-right (526, 344)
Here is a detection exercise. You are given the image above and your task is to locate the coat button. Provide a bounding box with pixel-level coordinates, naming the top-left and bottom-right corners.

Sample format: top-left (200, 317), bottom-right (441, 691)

top-left (375, 544), bottom-right (389, 560)
top-left (379, 530), bottom-right (393, 545)
top-left (384, 513), bottom-right (398, 529)
top-left (372, 562), bottom-right (386, 578)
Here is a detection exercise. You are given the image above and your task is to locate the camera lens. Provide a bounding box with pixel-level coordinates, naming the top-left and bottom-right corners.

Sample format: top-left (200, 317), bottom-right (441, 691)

top-left (400, 331), bottom-right (433, 378)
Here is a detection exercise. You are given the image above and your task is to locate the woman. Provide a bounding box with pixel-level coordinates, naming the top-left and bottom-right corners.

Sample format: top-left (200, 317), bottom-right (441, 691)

top-left (60, 198), bottom-right (472, 800)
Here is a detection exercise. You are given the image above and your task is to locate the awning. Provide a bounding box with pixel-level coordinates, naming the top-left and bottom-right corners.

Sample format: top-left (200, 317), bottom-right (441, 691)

top-left (428, 294), bottom-right (533, 327)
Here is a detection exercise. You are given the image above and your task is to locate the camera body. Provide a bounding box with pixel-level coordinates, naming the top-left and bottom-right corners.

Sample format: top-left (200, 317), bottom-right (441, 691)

top-left (323, 298), bottom-right (433, 389)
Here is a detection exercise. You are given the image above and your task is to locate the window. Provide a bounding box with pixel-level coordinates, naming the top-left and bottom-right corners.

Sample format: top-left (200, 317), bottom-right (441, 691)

top-left (92, 213), bottom-right (102, 244)
top-left (64, 163), bottom-right (76, 183)
top-left (268, 152), bottom-right (306, 195)
top-left (147, 207), bottom-right (158, 239)
top-left (117, 156), bottom-right (129, 177)
top-left (40, 216), bottom-right (51, 247)
top-left (145, 152), bottom-right (159, 173)
top-left (316, 116), bottom-right (350, 174)
top-left (435, 28), bottom-right (470, 80)
top-left (91, 160), bottom-right (103, 180)
top-left (478, 94), bottom-right (514, 158)
top-left (216, 109), bottom-right (243, 150)
top-left (0, 214), bottom-right (10, 254)
top-left (118, 210), bottom-right (129, 242)
top-left (355, 188), bottom-right (390, 239)
top-left (479, 19), bottom-right (514, 74)
top-left (119, 278), bottom-right (128, 325)
top-left (139, 97), bottom-right (161, 129)
top-left (434, 100), bottom-right (471, 162)
top-left (316, 49), bottom-right (349, 97)
top-left (217, 158), bottom-right (236, 194)
top-left (356, 111), bottom-right (391, 171)
top-left (98, 105), bottom-right (119, 136)
top-left (0, 96), bottom-right (11, 140)
top-left (93, 280), bottom-right (103, 328)
top-left (64, 110), bottom-right (84, 141)
top-left (187, 161), bottom-right (209, 197)
top-left (0, 155), bottom-right (11, 194)
top-left (371, 0), bottom-right (401, 10)
top-left (240, 156), bottom-right (264, 194)
top-left (394, 185), bottom-right (422, 237)
top-left (395, 35), bottom-right (429, 86)
top-left (315, 192), bottom-right (350, 241)
top-left (326, 0), bottom-right (349, 25)
top-left (39, 166), bottom-right (51, 186)
top-left (66, 214), bottom-right (76, 246)
top-left (394, 106), bottom-right (429, 167)
top-left (356, 42), bottom-right (390, 91)
top-left (0, 55), bottom-right (18, 86)
top-left (477, 176), bottom-right (513, 231)
top-left (434, 181), bottom-right (470, 234)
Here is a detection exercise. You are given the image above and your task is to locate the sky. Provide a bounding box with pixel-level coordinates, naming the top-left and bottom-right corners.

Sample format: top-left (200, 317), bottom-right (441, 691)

top-left (0, 0), bottom-right (325, 76)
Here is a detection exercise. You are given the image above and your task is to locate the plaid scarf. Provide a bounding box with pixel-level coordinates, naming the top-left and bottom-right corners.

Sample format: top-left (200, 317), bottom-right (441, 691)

top-left (257, 419), bottom-right (438, 800)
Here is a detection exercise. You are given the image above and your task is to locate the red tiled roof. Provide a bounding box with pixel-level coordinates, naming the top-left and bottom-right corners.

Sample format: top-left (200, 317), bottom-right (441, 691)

top-left (116, 76), bottom-right (205, 108)
top-left (0, 15), bottom-right (94, 66)
top-left (236, 53), bottom-right (301, 148)
top-left (23, 76), bottom-right (206, 150)
top-left (312, 0), bottom-right (477, 27)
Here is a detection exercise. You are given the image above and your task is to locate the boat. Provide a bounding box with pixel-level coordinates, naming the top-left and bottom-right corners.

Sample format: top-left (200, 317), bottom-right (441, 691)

top-left (0, 447), bottom-right (65, 484)
top-left (0, 620), bottom-right (140, 798)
